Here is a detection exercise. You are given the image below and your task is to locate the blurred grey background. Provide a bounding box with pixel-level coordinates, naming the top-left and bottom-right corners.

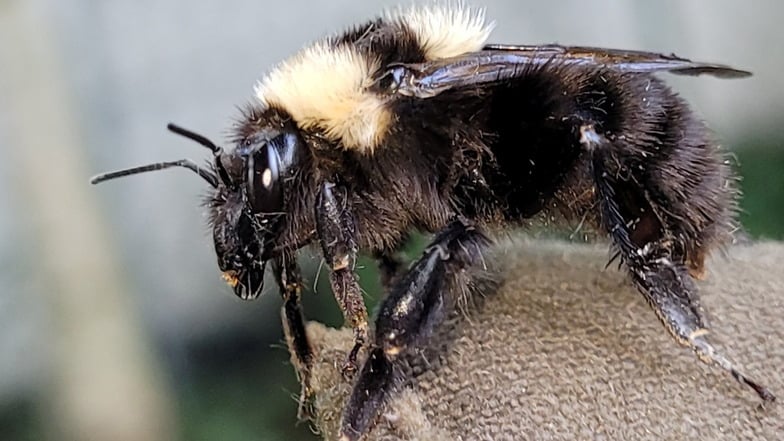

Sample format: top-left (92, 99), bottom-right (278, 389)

top-left (1, 1), bottom-right (782, 440)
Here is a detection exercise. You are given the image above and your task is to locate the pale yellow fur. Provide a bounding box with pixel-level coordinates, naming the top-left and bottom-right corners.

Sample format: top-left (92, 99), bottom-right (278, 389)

top-left (254, 4), bottom-right (493, 153)
top-left (389, 4), bottom-right (493, 60)
top-left (255, 43), bottom-right (389, 153)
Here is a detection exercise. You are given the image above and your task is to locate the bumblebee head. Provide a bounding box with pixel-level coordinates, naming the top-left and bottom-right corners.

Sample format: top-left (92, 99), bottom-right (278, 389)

top-left (90, 120), bottom-right (306, 300)
top-left (209, 118), bottom-right (306, 299)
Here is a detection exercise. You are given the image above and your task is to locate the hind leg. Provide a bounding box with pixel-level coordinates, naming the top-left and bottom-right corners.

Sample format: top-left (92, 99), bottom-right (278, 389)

top-left (586, 126), bottom-right (775, 402)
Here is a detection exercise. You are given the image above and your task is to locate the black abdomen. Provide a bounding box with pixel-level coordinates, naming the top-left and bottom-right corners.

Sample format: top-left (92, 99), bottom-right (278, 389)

top-left (481, 66), bottom-right (589, 219)
top-left (470, 63), bottom-right (736, 266)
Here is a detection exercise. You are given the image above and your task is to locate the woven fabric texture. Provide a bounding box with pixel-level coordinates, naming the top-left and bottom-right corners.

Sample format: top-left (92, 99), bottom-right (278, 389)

top-left (300, 240), bottom-right (783, 441)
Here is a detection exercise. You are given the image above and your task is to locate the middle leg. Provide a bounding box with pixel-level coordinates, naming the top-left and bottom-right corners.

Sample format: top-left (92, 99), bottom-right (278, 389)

top-left (340, 219), bottom-right (490, 441)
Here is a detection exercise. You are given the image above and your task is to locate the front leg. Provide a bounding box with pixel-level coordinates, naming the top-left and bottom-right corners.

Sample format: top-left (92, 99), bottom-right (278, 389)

top-left (271, 253), bottom-right (314, 419)
top-left (315, 181), bottom-right (368, 378)
top-left (340, 219), bottom-right (490, 441)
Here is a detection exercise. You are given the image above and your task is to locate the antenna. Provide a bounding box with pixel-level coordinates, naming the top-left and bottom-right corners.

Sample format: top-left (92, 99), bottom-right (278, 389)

top-left (168, 122), bottom-right (232, 185)
top-left (90, 123), bottom-right (226, 188)
top-left (167, 123), bottom-right (221, 154)
top-left (90, 159), bottom-right (218, 187)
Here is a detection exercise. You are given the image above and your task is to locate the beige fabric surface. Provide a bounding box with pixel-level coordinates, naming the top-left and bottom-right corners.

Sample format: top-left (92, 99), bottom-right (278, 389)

top-left (301, 239), bottom-right (783, 440)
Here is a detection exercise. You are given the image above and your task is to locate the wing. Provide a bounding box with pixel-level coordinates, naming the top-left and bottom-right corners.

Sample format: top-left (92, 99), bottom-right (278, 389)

top-left (384, 44), bottom-right (751, 98)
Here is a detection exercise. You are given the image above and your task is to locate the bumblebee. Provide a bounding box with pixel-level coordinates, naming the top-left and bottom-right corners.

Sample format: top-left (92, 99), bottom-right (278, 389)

top-left (92, 4), bottom-right (775, 440)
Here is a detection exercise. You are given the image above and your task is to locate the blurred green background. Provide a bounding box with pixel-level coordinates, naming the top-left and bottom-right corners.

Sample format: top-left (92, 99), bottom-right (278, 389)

top-left (1, 1), bottom-right (782, 440)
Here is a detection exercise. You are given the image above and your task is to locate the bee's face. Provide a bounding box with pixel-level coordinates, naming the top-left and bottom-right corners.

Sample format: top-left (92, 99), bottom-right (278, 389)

top-left (210, 124), bottom-right (305, 300)
top-left (210, 192), bottom-right (268, 300)
top-left (90, 119), bottom-right (307, 300)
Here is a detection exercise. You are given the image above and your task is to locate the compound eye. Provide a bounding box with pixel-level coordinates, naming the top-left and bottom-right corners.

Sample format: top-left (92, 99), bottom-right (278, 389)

top-left (246, 144), bottom-right (282, 214)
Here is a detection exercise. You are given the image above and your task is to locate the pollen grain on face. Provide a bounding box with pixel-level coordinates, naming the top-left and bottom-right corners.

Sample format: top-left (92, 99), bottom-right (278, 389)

top-left (222, 271), bottom-right (240, 287)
